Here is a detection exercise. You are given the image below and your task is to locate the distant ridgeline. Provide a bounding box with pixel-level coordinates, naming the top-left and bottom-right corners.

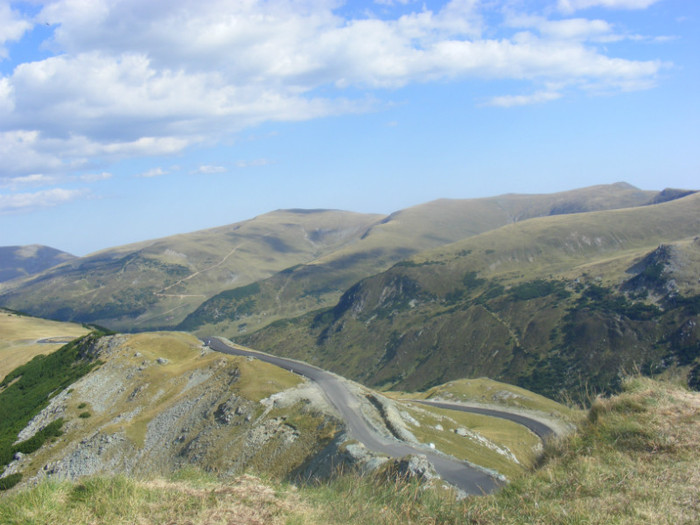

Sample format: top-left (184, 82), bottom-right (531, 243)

top-left (0, 245), bottom-right (75, 283)
top-left (1, 184), bottom-right (698, 402)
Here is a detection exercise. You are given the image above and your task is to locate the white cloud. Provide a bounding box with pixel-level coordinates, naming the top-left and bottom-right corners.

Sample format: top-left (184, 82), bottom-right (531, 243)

top-left (0, 188), bottom-right (88, 214)
top-left (558, 0), bottom-right (662, 13)
top-left (0, 0), bottom-right (670, 187)
top-left (0, 2), bottom-right (32, 59)
top-left (192, 165), bottom-right (226, 174)
top-left (80, 171), bottom-right (112, 182)
top-left (485, 90), bottom-right (563, 107)
top-left (236, 159), bottom-right (272, 169)
top-left (0, 173), bottom-right (59, 188)
top-left (137, 167), bottom-right (167, 178)
top-left (375, 0), bottom-right (415, 5)
top-left (506, 14), bottom-right (617, 42)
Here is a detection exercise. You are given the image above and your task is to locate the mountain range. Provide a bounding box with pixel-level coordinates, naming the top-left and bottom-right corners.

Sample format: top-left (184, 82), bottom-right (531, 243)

top-left (1, 182), bottom-right (698, 401)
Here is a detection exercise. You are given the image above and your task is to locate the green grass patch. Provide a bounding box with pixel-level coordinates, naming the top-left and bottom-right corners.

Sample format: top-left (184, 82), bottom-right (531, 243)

top-left (0, 473), bottom-right (22, 491)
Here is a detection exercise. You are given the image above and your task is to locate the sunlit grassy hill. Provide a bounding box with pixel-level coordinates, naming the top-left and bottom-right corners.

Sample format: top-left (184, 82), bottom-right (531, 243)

top-left (179, 182), bottom-right (659, 336)
top-left (1, 183), bottom-right (659, 336)
top-left (240, 192), bottom-right (700, 401)
top-left (0, 210), bottom-right (382, 331)
top-left (1, 328), bottom-right (574, 499)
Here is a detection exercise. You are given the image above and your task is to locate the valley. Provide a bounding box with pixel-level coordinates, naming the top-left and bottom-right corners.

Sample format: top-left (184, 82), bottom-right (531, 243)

top-left (0, 329), bottom-right (563, 497)
top-left (1, 182), bottom-right (698, 523)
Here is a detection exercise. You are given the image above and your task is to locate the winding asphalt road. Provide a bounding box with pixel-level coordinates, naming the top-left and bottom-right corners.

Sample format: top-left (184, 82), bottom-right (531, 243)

top-left (205, 337), bottom-right (554, 495)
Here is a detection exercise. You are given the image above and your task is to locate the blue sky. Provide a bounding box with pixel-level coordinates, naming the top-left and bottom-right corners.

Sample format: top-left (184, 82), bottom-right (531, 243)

top-left (0, 0), bottom-right (698, 256)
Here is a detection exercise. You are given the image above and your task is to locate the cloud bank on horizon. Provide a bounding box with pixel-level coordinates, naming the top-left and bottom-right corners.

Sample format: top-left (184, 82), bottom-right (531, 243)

top-left (0, 0), bottom-right (678, 217)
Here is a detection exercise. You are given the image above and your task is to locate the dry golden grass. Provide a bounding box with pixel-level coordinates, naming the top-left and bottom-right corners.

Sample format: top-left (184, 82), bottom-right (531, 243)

top-left (463, 377), bottom-right (700, 524)
top-left (0, 311), bottom-right (89, 381)
top-left (0, 473), bottom-right (314, 525)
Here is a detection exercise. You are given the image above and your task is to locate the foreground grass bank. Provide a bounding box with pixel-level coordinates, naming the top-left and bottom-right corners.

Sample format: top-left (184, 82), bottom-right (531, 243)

top-left (1, 377), bottom-right (698, 524)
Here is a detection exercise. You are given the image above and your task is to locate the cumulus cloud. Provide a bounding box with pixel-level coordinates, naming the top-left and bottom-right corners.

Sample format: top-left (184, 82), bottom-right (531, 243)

top-left (505, 14), bottom-right (618, 42)
top-left (0, 0), bottom-right (669, 189)
top-left (0, 188), bottom-right (88, 214)
top-left (0, 2), bottom-right (32, 59)
top-left (1, 173), bottom-right (59, 188)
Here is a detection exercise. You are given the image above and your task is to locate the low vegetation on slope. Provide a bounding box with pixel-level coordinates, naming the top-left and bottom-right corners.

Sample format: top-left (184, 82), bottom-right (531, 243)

top-left (0, 332), bottom-right (104, 489)
top-left (1, 377), bottom-right (697, 524)
top-left (1, 183), bottom-right (662, 336)
top-left (178, 182), bottom-right (660, 337)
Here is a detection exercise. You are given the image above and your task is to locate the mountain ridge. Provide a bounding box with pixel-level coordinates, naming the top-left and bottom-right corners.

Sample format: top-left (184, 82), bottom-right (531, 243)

top-left (0, 245), bottom-right (76, 283)
top-left (238, 192), bottom-right (700, 401)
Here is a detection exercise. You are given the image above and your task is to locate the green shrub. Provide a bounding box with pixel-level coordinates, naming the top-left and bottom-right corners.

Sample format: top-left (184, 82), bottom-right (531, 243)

top-left (0, 333), bottom-right (101, 470)
top-left (0, 473), bottom-right (22, 491)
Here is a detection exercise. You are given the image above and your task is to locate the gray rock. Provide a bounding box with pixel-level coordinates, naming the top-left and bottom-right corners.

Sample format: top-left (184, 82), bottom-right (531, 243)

top-left (389, 454), bottom-right (439, 482)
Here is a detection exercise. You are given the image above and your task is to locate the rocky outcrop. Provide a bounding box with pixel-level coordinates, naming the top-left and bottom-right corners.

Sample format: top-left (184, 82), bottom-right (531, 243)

top-left (6, 333), bottom-right (348, 487)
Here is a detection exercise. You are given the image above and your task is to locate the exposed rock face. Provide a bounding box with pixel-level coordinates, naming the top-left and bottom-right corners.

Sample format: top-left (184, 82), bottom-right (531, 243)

top-left (389, 455), bottom-right (439, 482)
top-left (7, 333), bottom-right (344, 486)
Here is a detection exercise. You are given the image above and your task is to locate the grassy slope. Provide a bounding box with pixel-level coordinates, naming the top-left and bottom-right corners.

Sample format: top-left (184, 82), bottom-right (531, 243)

top-left (2, 378), bottom-right (697, 525)
top-left (391, 376), bottom-right (579, 420)
top-left (0, 310), bottom-right (90, 381)
top-left (182, 183), bottom-right (656, 336)
top-left (240, 193), bottom-right (700, 400)
top-left (0, 183), bottom-right (655, 336)
top-left (0, 210), bottom-right (382, 331)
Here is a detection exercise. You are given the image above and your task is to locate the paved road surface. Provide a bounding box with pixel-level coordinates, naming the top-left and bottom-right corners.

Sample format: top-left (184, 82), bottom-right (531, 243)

top-left (205, 337), bottom-right (553, 495)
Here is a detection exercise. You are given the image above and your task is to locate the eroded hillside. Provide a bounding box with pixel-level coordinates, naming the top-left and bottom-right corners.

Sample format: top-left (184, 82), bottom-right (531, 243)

top-left (1, 332), bottom-right (340, 486)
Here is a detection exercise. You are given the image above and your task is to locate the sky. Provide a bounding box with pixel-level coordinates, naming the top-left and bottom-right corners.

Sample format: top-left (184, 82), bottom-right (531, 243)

top-left (0, 0), bottom-right (698, 256)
